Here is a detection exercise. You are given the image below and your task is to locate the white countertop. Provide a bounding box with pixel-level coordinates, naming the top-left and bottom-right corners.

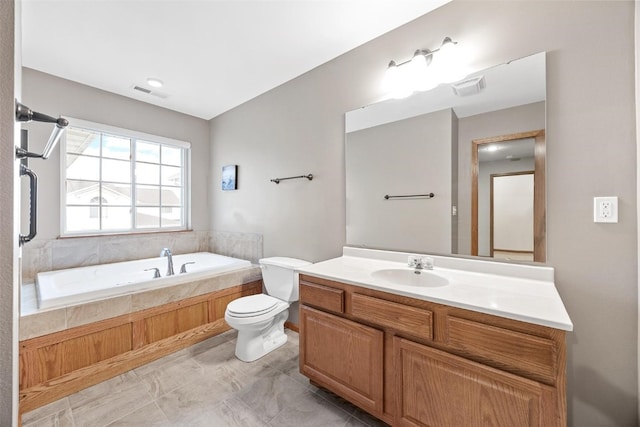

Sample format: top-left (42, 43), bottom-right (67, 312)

top-left (296, 248), bottom-right (573, 331)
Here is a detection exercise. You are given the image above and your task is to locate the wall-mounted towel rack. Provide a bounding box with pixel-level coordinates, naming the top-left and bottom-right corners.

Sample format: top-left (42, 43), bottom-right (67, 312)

top-left (14, 101), bottom-right (69, 160)
top-left (14, 102), bottom-right (69, 246)
top-left (384, 193), bottom-right (435, 200)
top-left (271, 174), bottom-right (313, 184)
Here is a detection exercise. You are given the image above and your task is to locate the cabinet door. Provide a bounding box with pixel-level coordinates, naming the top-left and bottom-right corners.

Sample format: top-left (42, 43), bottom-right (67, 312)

top-left (300, 305), bottom-right (384, 415)
top-left (394, 337), bottom-right (549, 427)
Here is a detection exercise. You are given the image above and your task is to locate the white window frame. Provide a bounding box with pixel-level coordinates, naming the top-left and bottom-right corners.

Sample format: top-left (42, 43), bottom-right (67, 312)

top-left (60, 117), bottom-right (192, 236)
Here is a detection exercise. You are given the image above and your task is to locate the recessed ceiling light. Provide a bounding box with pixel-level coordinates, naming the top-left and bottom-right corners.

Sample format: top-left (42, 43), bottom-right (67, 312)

top-left (146, 77), bottom-right (164, 88)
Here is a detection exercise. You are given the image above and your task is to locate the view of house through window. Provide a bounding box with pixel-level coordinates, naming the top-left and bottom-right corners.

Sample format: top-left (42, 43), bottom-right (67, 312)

top-left (63, 120), bottom-right (190, 235)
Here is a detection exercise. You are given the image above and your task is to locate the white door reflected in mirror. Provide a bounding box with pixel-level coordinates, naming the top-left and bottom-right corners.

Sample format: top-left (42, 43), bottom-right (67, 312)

top-left (491, 172), bottom-right (534, 261)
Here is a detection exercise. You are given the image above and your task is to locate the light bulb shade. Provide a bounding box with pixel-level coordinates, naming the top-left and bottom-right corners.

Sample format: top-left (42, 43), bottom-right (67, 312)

top-left (382, 61), bottom-right (399, 92)
top-left (409, 50), bottom-right (429, 71)
top-left (439, 37), bottom-right (456, 55)
top-left (383, 61), bottom-right (413, 99)
top-left (433, 37), bottom-right (468, 84)
top-left (409, 50), bottom-right (438, 92)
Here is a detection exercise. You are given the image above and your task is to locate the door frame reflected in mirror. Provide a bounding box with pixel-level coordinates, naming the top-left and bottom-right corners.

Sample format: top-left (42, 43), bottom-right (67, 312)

top-left (471, 129), bottom-right (546, 262)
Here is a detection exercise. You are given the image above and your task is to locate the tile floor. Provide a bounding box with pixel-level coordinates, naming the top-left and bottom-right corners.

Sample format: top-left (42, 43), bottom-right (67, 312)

top-left (22, 329), bottom-right (389, 427)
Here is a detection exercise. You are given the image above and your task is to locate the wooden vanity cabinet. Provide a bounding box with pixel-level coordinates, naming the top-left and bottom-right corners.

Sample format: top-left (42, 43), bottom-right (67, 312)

top-left (300, 306), bottom-right (384, 414)
top-left (298, 274), bottom-right (566, 427)
top-left (395, 338), bottom-right (551, 427)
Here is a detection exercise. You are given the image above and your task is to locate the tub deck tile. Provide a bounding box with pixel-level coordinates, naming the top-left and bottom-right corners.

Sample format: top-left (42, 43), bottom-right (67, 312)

top-left (66, 295), bottom-right (132, 329)
top-left (20, 307), bottom-right (67, 341)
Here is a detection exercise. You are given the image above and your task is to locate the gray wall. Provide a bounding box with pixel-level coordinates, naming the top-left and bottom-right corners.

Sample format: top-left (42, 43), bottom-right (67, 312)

top-left (209, 1), bottom-right (637, 425)
top-left (346, 108), bottom-right (454, 254)
top-left (208, 72), bottom-right (348, 263)
top-left (1, 1), bottom-right (19, 424)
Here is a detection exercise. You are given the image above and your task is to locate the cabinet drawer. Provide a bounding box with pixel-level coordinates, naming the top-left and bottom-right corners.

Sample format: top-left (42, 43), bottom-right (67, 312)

top-left (351, 293), bottom-right (433, 341)
top-left (299, 281), bottom-right (344, 314)
top-left (445, 316), bottom-right (557, 385)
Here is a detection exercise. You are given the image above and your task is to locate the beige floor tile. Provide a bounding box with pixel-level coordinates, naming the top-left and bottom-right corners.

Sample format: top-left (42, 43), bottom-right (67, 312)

top-left (21, 397), bottom-right (71, 425)
top-left (206, 397), bottom-right (268, 427)
top-left (137, 354), bottom-right (205, 399)
top-left (106, 402), bottom-right (171, 427)
top-left (266, 387), bottom-right (354, 427)
top-left (155, 377), bottom-right (243, 425)
top-left (343, 416), bottom-right (371, 427)
top-left (22, 401), bottom-right (74, 427)
top-left (67, 371), bottom-right (140, 410)
top-left (236, 367), bottom-right (316, 424)
top-left (70, 382), bottom-right (153, 427)
top-left (313, 387), bottom-right (359, 416)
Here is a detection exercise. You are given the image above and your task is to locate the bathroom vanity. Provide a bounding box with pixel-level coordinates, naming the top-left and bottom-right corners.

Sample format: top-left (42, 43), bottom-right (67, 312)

top-left (297, 248), bottom-right (572, 427)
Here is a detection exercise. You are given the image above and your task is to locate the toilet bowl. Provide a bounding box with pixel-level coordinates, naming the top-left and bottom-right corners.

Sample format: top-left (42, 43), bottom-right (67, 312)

top-left (224, 257), bottom-right (311, 362)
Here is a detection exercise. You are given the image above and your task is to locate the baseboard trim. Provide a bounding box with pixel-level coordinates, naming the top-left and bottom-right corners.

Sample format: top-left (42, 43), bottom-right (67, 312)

top-left (284, 321), bottom-right (299, 332)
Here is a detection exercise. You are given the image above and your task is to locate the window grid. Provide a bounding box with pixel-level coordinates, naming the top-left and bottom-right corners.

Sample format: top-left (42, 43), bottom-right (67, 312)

top-left (62, 122), bottom-right (189, 236)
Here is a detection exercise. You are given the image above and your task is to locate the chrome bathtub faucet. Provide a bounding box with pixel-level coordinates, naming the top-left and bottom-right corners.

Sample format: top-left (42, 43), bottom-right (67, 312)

top-left (180, 262), bottom-right (195, 274)
top-left (160, 248), bottom-right (174, 276)
top-left (145, 267), bottom-right (161, 278)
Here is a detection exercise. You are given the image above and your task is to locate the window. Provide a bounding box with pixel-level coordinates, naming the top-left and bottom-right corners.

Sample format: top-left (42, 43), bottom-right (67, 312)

top-left (62, 118), bottom-right (190, 235)
top-left (89, 197), bottom-right (107, 219)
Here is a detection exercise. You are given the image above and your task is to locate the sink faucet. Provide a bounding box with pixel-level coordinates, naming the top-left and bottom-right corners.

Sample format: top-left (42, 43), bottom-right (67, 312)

top-left (160, 248), bottom-right (174, 276)
top-left (408, 255), bottom-right (434, 271)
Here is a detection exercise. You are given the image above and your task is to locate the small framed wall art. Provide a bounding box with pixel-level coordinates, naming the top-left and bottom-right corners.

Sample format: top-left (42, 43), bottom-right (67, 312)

top-left (221, 164), bottom-right (238, 190)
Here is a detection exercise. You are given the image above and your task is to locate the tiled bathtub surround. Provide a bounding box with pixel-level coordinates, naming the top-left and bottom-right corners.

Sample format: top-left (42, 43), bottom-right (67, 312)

top-left (210, 230), bottom-right (264, 264)
top-left (21, 230), bottom-right (210, 284)
top-left (20, 265), bottom-right (262, 340)
top-left (21, 230), bottom-right (264, 283)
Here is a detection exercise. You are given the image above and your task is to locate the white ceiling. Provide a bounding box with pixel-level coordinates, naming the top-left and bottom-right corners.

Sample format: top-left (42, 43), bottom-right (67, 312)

top-left (21, 0), bottom-right (450, 120)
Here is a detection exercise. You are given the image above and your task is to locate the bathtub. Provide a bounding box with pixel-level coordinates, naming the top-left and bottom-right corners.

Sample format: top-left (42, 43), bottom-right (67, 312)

top-left (36, 252), bottom-right (253, 310)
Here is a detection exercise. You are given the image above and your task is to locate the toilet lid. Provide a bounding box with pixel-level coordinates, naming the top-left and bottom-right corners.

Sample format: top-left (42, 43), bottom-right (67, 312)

top-left (226, 294), bottom-right (280, 318)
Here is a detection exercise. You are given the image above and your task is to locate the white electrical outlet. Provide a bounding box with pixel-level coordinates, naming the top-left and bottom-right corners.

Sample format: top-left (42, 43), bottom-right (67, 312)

top-left (594, 196), bottom-right (618, 223)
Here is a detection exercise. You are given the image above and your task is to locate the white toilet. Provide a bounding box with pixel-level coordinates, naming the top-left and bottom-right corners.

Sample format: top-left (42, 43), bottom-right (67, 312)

top-left (224, 257), bottom-right (311, 362)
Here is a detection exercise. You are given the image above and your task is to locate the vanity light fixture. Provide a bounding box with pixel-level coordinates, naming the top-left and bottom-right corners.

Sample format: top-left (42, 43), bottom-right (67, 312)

top-left (146, 77), bottom-right (164, 88)
top-left (383, 37), bottom-right (467, 99)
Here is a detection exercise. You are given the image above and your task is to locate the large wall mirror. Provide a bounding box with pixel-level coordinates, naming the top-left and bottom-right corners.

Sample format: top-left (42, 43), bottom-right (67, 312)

top-left (345, 52), bottom-right (546, 263)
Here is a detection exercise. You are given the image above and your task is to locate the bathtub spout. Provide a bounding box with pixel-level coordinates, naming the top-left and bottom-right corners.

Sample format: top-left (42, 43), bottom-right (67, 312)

top-left (160, 248), bottom-right (174, 276)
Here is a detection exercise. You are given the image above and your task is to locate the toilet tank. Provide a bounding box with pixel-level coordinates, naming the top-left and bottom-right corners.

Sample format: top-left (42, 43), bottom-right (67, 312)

top-left (259, 257), bottom-right (311, 302)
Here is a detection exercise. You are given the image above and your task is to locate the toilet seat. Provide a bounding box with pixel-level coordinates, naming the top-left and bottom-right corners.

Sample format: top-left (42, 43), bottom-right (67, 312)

top-left (226, 294), bottom-right (281, 318)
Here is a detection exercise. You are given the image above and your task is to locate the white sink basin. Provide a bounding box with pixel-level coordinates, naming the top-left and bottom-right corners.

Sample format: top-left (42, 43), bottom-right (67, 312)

top-left (371, 268), bottom-right (449, 288)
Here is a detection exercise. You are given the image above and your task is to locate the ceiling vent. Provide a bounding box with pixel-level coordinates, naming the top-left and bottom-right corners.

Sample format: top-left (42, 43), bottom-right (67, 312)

top-left (451, 75), bottom-right (485, 97)
top-left (132, 85), bottom-right (169, 99)
top-left (133, 85), bottom-right (151, 94)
